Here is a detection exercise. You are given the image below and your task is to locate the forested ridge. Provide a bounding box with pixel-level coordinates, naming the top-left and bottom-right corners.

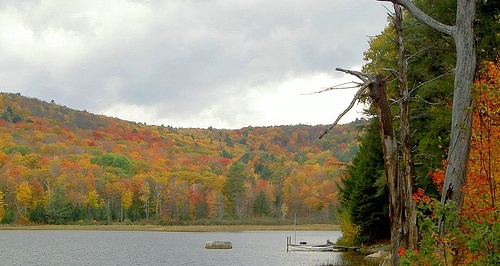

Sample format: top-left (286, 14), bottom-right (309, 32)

top-left (0, 92), bottom-right (363, 225)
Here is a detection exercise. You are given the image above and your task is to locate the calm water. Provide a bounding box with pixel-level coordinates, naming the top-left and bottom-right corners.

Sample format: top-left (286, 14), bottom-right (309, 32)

top-left (0, 230), bottom-right (347, 266)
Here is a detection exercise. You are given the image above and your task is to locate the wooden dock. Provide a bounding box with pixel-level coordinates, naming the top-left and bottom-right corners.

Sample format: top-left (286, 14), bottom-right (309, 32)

top-left (286, 236), bottom-right (360, 252)
top-left (329, 245), bottom-right (360, 252)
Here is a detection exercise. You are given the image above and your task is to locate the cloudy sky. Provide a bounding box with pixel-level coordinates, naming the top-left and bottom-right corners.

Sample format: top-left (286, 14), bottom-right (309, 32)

top-left (0, 0), bottom-right (389, 129)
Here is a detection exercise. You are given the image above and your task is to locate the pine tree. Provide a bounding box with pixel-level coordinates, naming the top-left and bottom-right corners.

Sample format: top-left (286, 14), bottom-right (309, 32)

top-left (339, 119), bottom-right (390, 244)
top-left (45, 186), bottom-right (72, 224)
top-left (252, 190), bottom-right (270, 217)
top-left (30, 202), bottom-right (46, 223)
top-left (223, 162), bottom-right (247, 218)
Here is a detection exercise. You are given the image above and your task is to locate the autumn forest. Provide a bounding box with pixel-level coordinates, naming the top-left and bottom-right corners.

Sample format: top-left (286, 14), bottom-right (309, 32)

top-left (1, 0), bottom-right (499, 264)
top-left (0, 92), bottom-right (363, 225)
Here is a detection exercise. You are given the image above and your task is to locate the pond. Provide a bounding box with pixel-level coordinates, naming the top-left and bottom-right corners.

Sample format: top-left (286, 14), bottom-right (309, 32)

top-left (0, 230), bottom-right (374, 265)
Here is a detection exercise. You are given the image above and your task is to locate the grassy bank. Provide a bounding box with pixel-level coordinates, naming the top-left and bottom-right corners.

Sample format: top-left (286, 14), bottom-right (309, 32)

top-left (0, 223), bottom-right (340, 232)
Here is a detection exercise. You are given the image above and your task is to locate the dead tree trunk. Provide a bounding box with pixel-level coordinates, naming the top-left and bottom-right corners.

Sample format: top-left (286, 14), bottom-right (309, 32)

top-left (369, 75), bottom-right (402, 266)
top-left (324, 67), bottom-right (417, 264)
top-left (321, 69), bottom-right (405, 265)
top-left (394, 3), bottom-right (418, 251)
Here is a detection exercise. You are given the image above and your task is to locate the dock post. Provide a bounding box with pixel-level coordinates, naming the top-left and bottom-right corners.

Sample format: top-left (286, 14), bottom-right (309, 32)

top-left (293, 213), bottom-right (296, 244)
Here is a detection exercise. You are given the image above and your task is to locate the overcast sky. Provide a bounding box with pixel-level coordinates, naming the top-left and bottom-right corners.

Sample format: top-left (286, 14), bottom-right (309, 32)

top-left (1, 0), bottom-right (389, 129)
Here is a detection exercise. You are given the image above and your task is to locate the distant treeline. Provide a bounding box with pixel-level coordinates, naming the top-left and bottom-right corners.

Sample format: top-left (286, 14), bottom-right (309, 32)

top-left (0, 92), bottom-right (364, 225)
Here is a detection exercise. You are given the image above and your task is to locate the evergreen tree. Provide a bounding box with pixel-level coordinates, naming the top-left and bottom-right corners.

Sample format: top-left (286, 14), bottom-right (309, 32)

top-left (29, 202), bottom-right (46, 223)
top-left (71, 203), bottom-right (85, 221)
top-left (339, 119), bottom-right (390, 244)
top-left (222, 162), bottom-right (247, 218)
top-left (45, 186), bottom-right (72, 224)
top-left (252, 190), bottom-right (270, 217)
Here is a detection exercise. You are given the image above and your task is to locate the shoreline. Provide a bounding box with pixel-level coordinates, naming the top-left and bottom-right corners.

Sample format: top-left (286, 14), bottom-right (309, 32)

top-left (0, 224), bottom-right (340, 232)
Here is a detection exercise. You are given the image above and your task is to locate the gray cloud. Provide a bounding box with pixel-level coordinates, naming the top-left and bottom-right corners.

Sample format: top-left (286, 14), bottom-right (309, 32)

top-left (0, 0), bottom-right (389, 128)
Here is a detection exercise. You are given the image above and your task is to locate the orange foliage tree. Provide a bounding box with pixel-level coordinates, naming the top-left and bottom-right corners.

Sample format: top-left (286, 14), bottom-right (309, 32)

top-left (401, 59), bottom-right (500, 265)
top-left (460, 59), bottom-right (500, 264)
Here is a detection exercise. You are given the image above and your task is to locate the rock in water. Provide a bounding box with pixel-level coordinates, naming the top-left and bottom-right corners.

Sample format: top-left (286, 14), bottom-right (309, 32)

top-left (365, 251), bottom-right (389, 260)
top-left (205, 241), bottom-right (232, 249)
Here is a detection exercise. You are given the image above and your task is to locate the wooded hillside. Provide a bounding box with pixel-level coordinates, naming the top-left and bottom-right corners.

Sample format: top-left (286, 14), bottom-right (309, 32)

top-left (0, 92), bottom-right (363, 225)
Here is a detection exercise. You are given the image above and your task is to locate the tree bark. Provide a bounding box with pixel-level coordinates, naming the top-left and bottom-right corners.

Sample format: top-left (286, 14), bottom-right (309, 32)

top-left (440, 0), bottom-right (475, 213)
top-left (369, 75), bottom-right (401, 265)
top-left (394, 3), bottom-right (418, 251)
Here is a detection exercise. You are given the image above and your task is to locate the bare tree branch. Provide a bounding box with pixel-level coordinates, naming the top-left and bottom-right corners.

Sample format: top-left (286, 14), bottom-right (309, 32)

top-left (377, 0), bottom-right (454, 36)
top-left (335, 68), bottom-right (373, 83)
top-left (319, 82), bottom-right (369, 139)
top-left (414, 95), bottom-right (439, 105)
top-left (407, 45), bottom-right (434, 61)
top-left (408, 69), bottom-right (454, 95)
top-left (302, 81), bottom-right (363, 95)
top-left (318, 68), bottom-right (376, 139)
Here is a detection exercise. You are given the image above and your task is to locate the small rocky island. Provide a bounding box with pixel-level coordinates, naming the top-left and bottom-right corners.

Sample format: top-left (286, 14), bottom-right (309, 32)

top-left (205, 241), bottom-right (233, 249)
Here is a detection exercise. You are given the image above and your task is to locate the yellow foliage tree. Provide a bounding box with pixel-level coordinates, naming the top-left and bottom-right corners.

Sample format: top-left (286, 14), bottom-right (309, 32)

top-left (139, 181), bottom-right (151, 219)
top-left (16, 181), bottom-right (32, 218)
top-left (0, 190), bottom-right (5, 222)
top-left (122, 189), bottom-right (133, 211)
top-left (121, 189), bottom-right (133, 222)
top-left (85, 189), bottom-right (100, 209)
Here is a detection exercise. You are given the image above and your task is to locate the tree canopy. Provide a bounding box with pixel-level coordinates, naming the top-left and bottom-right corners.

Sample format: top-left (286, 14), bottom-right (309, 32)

top-left (0, 92), bottom-right (361, 225)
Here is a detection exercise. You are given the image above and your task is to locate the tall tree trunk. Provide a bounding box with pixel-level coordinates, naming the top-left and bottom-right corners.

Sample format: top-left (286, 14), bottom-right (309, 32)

top-left (394, 3), bottom-right (418, 251)
top-left (369, 75), bottom-right (401, 265)
top-left (329, 68), bottom-right (405, 264)
top-left (378, 0), bottom-right (476, 238)
top-left (440, 0), bottom-right (475, 214)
